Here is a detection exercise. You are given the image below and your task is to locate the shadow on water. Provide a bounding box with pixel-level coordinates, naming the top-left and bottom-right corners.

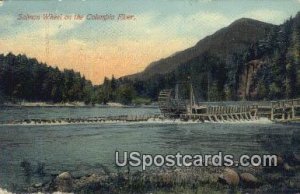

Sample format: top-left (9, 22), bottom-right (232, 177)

top-left (156, 122), bottom-right (300, 156)
top-left (256, 123), bottom-right (300, 155)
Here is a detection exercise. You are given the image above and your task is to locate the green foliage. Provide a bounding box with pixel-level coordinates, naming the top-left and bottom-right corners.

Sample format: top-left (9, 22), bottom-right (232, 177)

top-left (132, 97), bottom-right (152, 105)
top-left (0, 54), bottom-right (142, 105)
top-left (0, 53), bottom-right (94, 104)
top-left (116, 84), bottom-right (136, 105)
top-left (269, 83), bottom-right (281, 99)
top-left (251, 14), bottom-right (300, 100)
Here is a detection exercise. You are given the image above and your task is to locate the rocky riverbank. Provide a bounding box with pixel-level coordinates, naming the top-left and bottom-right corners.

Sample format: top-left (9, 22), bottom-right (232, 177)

top-left (23, 153), bottom-right (300, 194)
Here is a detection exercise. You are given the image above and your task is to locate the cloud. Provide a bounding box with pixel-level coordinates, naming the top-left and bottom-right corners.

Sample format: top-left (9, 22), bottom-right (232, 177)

top-left (27, 14), bottom-right (86, 38)
top-left (112, 11), bottom-right (230, 42)
top-left (0, 12), bottom-right (85, 40)
top-left (0, 15), bottom-right (14, 26)
top-left (184, 11), bottom-right (230, 33)
top-left (240, 9), bottom-right (286, 24)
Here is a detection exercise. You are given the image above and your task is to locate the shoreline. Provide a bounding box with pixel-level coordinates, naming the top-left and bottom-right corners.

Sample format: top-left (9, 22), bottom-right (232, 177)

top-left (0, 102), bottom-right (158, 108)
top-left (5, 153), bottom-right (300, 193)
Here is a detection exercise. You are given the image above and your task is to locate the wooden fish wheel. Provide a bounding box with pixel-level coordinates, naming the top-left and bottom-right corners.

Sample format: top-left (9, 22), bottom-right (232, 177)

top-left (158, 89), bottom-right (187, 118)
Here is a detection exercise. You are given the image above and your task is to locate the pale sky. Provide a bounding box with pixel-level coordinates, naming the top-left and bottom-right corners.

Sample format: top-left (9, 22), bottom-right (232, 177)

top-left (0, 0), bottom-right (299, 84)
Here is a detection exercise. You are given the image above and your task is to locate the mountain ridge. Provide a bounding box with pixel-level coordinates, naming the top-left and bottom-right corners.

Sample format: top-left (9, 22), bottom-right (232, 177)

top-left (125, 17), bottom-right (276, 80)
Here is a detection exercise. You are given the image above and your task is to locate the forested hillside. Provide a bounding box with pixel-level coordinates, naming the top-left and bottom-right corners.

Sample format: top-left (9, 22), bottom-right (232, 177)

top-left (0, 53), bottom-right (93, 103)
top-left (0, 53), bottom-right (136, 104)
top-left (118, 12), bottom-right (300, 102)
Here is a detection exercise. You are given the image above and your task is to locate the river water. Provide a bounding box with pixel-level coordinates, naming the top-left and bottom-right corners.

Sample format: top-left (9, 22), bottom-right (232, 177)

top-left (0, 106), bottom-right (300, 192)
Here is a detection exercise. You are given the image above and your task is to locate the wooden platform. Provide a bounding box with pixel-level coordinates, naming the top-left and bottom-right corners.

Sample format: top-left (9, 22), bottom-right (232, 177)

top-left (257, 98), bottom-right (300, 121)
top-left (178, 98), bottom-right (300, 122)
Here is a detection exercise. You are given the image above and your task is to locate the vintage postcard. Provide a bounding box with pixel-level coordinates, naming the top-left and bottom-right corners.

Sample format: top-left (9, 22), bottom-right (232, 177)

top-left (0, 0), bottom-right (300, 193)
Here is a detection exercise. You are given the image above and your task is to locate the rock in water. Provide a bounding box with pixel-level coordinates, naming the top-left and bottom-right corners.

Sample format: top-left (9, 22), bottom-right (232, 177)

top-left (33, 183), bottom-right (43, 188)
top-left (276, 156), bottom-right (284, 166)
top-left (283, 163), bottom-right (295, 172)
top-left (240, 173), bottom-right (258, 186)
top-left (56, 172), bottom-right (73, 192)
top-left (218, 168), bottom-right (239, 186)
top-left (58, 172), bottom-right (72, 180)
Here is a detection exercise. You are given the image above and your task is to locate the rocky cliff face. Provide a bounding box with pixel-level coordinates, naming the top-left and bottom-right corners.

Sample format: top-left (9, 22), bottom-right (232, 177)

top-left (238, 60), bottom-right (264, 99)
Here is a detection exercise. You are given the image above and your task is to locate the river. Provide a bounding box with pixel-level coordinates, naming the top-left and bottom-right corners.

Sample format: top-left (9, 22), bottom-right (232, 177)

top-left (0, 106), bottom-right (299, 192)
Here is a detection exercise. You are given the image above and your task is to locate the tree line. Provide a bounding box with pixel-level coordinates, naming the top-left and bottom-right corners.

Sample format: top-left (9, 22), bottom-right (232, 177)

top-left (0, 53), bottom-right (137, 105)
